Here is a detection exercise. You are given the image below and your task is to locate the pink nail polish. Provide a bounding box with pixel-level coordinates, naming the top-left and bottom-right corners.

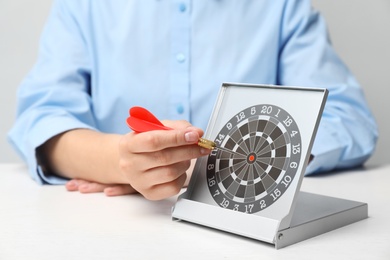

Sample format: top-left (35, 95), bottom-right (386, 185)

top-left (185, 132), bottom-right (198, 143)
top-left (67, 180), bottom-right (77, 188)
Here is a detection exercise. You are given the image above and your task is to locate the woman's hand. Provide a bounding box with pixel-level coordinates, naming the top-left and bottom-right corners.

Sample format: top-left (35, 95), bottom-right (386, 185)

top-left (51, 120), bottom-right (209, 199)
top-left (118, 120), bottom-right (210, 200)
top-left (65, 179), bottom-right (135, 196)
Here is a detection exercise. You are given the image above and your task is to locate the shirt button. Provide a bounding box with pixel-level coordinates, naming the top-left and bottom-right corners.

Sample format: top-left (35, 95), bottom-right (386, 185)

top-left (179, 3), bottom-right (187, 12)
top-left (176, 104), bottom-right (184, 114)
top-left (176, 53), bottom-right (186, 63)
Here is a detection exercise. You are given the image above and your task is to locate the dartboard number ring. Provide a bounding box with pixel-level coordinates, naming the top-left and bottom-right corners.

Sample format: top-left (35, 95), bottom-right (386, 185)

top-left (206, 104), bottom-right (301, 214)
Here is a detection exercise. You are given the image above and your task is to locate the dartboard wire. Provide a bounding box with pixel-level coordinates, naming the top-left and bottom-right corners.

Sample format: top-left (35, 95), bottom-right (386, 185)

top-left (246, 130), bottom-right (260, 156)
top-left (254, 158), bottom-right (272, 173)
top-left (256, 145), bottom-right (272, 158)
top-left (255, 156), bottom-right (281, 180)
top-left (235, 161), bottom-right (250, 183)
top-left (248, 164), bottom-right (255, 183)
top-left (217, 159), bottom-right (247, 183)
top-left (252, 162), bottom-right (263, 180)
top-left (219, 166), bottom-right (242, 198)
top-left (256, 130), bottom-right (290, 158)
top-left (252, 118), bottom-right (269, 153)
top-left (254, 120), bottom-right (278, 154)
top-left (225, 125), bottom-right (250, 155)
top-left (255, 135), bottom-right (290, 161)
top-left (271, 132), bottom-right (291, 149)
top-left (254, 168), bottom-right (276, 195)
top-left (225, 163), bottom-right (250, 198)
top-left (255, 141), bottom-right (274, 159)
top-left (253, 162), bottom-right (267, 181)
top-left (253, 134), bottom-right (269, 155)
top-left (258, 157), bottom-right (291, 181)
top-left (235, 120), bottom-right (252, 154)
top-left (255, 160), bottom-right (273, 180)
top-left (262, 174), bottom-right (277, 192)
top-left (240, 135), bottom-right (251, 155)
top-left (246, 165), bottom-right (257, 200)
top-left (249, 118), bottom-right (260, 152)
top-left (220, 153), bottom-right (256, 200)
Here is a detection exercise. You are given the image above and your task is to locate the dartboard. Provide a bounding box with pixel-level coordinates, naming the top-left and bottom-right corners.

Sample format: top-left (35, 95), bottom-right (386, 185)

top-left (206, 104), bottom-right (302, 214)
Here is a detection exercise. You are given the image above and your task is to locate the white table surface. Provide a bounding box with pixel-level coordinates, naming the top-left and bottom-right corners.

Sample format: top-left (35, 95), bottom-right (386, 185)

top-left (1, 163), bottom-right (389, 260)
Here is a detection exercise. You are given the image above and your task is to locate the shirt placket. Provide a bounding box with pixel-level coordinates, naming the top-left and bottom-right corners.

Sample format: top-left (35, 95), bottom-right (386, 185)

top-left (169, 0), bottom-right (191, 121)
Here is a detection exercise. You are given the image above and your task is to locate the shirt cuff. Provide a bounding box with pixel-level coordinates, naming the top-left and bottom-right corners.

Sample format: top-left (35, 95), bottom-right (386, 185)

top-left (9, 113), bottom-right (97, 185)
top-left (305, 119), bottom-right (345, 175)
top-left (36, 165), bottom-right (69, 185)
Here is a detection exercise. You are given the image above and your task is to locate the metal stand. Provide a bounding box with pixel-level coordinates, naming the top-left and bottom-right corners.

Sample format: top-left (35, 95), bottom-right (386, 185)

top-left (172, 191), bottom-right (368, 249)
top-left (275, 192), bottom-right (368, 249)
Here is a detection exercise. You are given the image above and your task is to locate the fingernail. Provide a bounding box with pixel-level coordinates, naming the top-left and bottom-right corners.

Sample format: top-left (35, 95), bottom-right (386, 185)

top-left (185, 131), bottom-right (198, 143)
top-left (67, 180), bottom-right (77, 188)
top-left (105, 188), bottom-right (113, 195)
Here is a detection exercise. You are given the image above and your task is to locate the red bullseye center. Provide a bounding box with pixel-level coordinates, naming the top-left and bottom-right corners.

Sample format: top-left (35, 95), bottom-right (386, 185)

top-left (249, 155), bottom-right (255, 162)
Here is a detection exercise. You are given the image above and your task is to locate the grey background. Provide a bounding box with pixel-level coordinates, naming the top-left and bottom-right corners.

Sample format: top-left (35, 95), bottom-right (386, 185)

top-left (1, 0), bottom-right (389, 166)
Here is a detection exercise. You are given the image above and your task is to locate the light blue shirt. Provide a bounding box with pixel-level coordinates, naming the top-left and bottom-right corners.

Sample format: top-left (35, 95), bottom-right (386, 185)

top-left (8, 0), bottom-right (378, 184)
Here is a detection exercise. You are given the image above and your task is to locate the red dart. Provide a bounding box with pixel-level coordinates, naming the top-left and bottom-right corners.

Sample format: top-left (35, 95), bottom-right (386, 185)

top-left (126, 106), bottom-right (216, 150)
top-left (127, 106), bottom-right (172, 132)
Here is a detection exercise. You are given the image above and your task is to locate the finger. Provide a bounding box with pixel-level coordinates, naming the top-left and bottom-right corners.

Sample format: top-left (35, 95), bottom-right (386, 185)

top-left (143, 172), bottom-right (187, 200)
top-left (65, 179), bottom-right (92, 192)
top-left (150, 144), bottom-right (211, 168)
top-left (104, 185), bottom-right (136, 196)
top-left (66, 179), bottom-right (112, 193)
top-left (140, 160), bottom-right (191, 188)
top-left (162, 120), bottom-right (198, 132)
top-left (126, 128), bottom-right (204, 153)
top-left (120, 144), bottom-right (209, 176)
top-left (65, 180), bottom-right (79, 191)
top-left (78, 182), bottom-right (112, 193)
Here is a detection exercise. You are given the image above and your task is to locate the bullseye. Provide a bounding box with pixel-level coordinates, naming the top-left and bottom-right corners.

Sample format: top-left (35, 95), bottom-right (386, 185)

top-left (247, 153), bottom-right (257, 164)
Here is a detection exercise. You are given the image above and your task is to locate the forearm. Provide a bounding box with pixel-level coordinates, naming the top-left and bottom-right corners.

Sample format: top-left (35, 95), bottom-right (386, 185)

top-left (38, 129), bottom-right (128, 184)
top-left (306, 110), bottom-right (377, 174)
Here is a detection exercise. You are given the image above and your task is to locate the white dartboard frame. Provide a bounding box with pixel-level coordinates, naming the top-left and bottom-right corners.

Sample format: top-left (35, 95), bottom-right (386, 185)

top-left (172, 83), bottom-right (368, 249)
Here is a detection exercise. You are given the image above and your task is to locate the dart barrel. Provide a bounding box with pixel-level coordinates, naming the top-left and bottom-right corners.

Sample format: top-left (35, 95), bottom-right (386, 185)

top-left (198, 138), bottom-right (216, 150)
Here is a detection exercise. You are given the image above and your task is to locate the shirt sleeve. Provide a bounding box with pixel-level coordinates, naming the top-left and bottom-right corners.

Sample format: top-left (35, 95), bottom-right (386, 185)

top-left (278, 0), bottom-right (378, 174)
top-left (7, 0), bottom-right (96, 184)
